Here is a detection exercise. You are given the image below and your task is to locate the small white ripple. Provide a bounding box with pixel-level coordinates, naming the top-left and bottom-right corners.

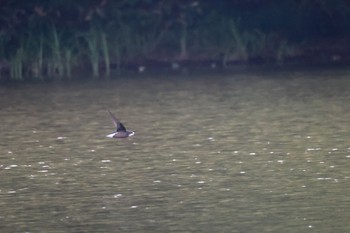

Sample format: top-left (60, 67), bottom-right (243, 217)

top-left (317, 177), bottom-right (332, 180)
top-left (4, 164), bottom-right (18, 170)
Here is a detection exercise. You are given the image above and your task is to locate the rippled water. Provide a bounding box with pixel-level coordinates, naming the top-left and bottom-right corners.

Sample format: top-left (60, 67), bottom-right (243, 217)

top-left (1, 69), bottom-right (350, 232)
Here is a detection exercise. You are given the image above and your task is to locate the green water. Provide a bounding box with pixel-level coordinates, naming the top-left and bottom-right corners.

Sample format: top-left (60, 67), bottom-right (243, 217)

top-left (1, 70), bottom-right (350, 233)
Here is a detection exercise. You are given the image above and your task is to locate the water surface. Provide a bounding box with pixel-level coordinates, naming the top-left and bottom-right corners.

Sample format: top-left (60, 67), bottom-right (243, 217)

top-left (1, 69), bottom-right (350, 232)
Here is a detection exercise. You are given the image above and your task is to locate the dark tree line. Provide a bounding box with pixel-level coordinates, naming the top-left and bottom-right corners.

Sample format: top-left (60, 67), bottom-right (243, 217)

top-left (0, 0), bottom-right (350, 80)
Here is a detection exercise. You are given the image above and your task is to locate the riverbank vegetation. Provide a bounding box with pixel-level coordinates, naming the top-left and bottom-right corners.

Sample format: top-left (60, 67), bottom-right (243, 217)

top-left (1, 0), bottom-right (350, 81)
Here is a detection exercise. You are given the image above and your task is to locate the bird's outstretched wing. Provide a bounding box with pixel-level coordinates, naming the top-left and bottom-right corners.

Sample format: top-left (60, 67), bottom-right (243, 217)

top-left (107, 109), bottom-right (127, 132)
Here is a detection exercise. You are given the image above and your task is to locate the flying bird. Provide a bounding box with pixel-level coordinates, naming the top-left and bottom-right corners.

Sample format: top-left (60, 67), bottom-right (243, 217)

top-left (106, 110), bottom-right (135, 138)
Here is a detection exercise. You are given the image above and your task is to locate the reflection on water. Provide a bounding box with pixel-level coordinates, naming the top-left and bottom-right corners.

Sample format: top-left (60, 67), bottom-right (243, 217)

top-left (1, 69), bottom-right (350, 232)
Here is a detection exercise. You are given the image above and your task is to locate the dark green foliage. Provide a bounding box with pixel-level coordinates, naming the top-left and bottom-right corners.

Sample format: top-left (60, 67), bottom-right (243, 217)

top-left (0, 0), bottom-right (349, 81)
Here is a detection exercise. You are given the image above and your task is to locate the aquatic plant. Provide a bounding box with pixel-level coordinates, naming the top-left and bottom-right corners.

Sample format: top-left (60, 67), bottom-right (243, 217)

top-left (276, 40), bottom-right (288, 64)
top-left (179, 20), bottom-right (188, 59)
top-left (101, 32), bottom-right (110, 77)
top-left (276, 40), bottom-right (300, 65)
top-left (110, 29), bottom-right (123, 75)
top-left (208, 18), bottom-right (249, 67)
top-left (227, 19), bottom-right (248, 62)
top-left (36, 35), bottom-right (44, 79)
top-left (48, 25), bottom-right (64, 77)
top-left (64, 48), bottom-right (73, 78)
top-left (23, 32), bottom-right (45, 79)
top-left (10, 47), bottom-right (24, 80)
top-left (243, 29), bottom-right (265, 60)
top-left (84, 28), bottom-right (100, 78)
top-left (0, 31), bottom-right (7, 79)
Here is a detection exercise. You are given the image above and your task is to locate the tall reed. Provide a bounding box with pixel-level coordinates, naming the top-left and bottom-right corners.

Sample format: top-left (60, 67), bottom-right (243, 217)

top-left (28, 33), bottom-right (44, 79)
top-left (64, 48), bottom-right (73, 78)
top-left (114, 39), bottom-right (122, 75)
top-left (48, 26), bottom-right (64, 77)
top-left (10, 47), bottom-right (24, 80)
top-left (84, 29), bottom-right (100, 78)
top-left (228, 19), bottom-right (248, 62)
top-left (101, 31), bottom-right (110, 77)
top-left (36, 35), bottom-right (44, 79)
top-left (0, 31), bottom-right (6, 79)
